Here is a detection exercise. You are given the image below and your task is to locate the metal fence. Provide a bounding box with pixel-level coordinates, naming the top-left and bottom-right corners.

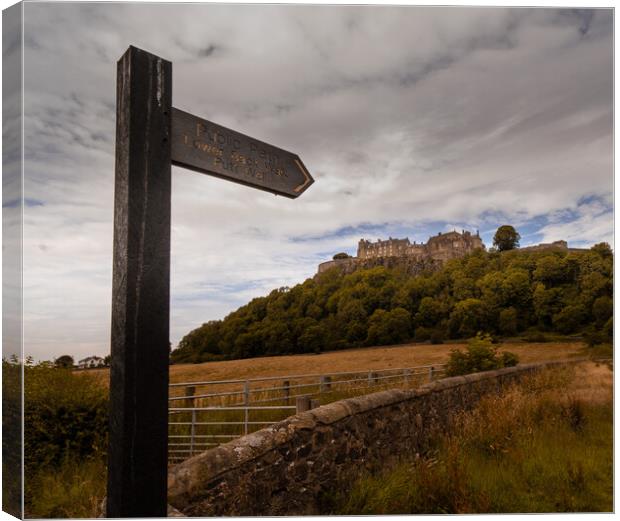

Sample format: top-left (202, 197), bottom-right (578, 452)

top-left (167, 363), bottom-right (446, 462)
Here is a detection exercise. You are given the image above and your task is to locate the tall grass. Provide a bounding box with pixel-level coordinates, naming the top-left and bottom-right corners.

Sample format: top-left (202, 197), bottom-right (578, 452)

top-left (330, 363), bottom-right (613, 514)
top-left (27, 457), bottom-right (106, 518)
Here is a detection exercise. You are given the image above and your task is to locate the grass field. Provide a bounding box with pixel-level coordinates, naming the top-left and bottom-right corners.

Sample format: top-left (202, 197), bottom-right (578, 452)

top-left (329, 360), bottom-right (613, 514)
top-left (85, 340), bottom-right (585, 387)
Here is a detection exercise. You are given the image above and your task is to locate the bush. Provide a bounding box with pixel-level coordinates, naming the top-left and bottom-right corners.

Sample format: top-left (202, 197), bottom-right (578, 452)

top-left (446, 333), bottom-right (519, 376)
top-left (23, 361), bottom-right (108, 514)
top-left (3, 358), bottom-right (22, 516)
top-left (500, 351), bottom-right (519, 368)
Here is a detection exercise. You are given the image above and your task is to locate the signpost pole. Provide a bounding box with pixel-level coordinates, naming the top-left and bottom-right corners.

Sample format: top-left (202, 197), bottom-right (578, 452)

top-left (107, 43), bottom-right (313, 518)
top-left (107, 46), bottom-right (172, 518)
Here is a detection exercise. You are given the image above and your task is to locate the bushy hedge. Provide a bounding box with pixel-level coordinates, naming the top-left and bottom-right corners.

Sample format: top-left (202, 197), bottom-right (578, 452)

top-left (24, 362), bottom-right (108, 469)
top-left (2, 358), bottom-right (22, 516)
top-left (21, 360), bottom-right (108, 510)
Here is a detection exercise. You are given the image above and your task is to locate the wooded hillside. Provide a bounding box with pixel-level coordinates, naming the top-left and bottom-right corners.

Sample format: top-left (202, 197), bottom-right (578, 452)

top-left (171, 243), bottom-right (612, 364)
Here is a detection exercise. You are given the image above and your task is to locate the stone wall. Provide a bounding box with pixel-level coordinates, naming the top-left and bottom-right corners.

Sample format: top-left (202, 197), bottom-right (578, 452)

top-left (167, 361), bottom-right (579, 516)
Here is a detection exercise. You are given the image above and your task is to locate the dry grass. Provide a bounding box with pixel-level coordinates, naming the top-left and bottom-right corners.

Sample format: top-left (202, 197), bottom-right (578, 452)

top-left (333, 360), bottom-right (613, 514)
top-left (565, 360), bottom-right (613, 405)
top-left (85, 341), bottom-right (584, 388)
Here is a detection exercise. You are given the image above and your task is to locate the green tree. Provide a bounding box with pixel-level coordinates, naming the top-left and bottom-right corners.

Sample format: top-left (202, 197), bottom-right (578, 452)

top-left (532, 283), bottom-right (563, 327)
top-left (592, 296), bottom-right (613, 326)
top-left (366, 308), bottom-right (412, 346)
top-left (54, 355), bottom-right (74, 368)
top-left (499, 307), bottom-right (518, 336)
top-left (493, 225), bottom-right (520, 251)
top-left (533, 255), bottom-right (569, 285)
top-left (591, 242), bottom-right (613, 259)
top-left (448, 298), bottom-right (487, 338)
top-left (415, 297), bottom-right (443, 327)
top-left (552, 304), bottom-right (587, 334)
top-left (333, 252), bottom-right (350, 260)
top-left (297, 324), bottom-right (326, 353)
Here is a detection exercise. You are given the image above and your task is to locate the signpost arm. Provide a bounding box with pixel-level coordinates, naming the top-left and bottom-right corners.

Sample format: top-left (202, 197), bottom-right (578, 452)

top-left (107, 46), bottom-right (172, 518)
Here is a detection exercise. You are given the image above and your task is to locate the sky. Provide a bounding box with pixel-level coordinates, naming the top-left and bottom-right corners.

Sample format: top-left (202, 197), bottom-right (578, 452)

top-left (8, 3), bottom-right (614, 361)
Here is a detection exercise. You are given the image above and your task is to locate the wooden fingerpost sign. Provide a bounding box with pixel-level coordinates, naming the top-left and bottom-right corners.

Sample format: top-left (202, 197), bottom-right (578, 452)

top-left (107, 46), bottom-right (314, 518)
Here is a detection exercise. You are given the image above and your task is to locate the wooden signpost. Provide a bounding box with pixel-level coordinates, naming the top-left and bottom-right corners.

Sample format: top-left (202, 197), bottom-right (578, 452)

top-left (107, 46), bottom-right (314, 518)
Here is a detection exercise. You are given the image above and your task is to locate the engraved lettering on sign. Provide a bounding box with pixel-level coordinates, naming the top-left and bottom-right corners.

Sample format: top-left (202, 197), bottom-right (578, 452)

top-left (213, 157), bottom-right (266, 181)
top-left (171, 107), bottom-right (314, 198)
top-left (195, 122), bottom-right (241, 150)
top-left (184, 134), bottom-right (223, 158)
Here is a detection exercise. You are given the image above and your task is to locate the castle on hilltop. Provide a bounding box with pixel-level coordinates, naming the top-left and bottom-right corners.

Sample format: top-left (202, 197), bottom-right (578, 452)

top-left (317, 229), bottom-right (581, 275)
top-left (358, 229), bottom-right (485, 263)
top-left (317, 229), bottom-right (485, 274)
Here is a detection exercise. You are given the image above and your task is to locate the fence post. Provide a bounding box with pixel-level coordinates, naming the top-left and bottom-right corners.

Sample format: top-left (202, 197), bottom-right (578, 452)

top-left (296, 395), bottom-right (311, 413)
top-left (319, 375), bottom-right (332, 393)
top-left (403, 368), bottom-right (411, 386)
top-left (368, 371), bottom-right (378, 385)
top-left (429, 366), bottom-right (435, 382)
top-left (190, 410), bottom-right (196, 456)
top-left (310, 399), bottom-right (320, 410)
top-left (283, 380), bottom-right (290, 405)
top-left (243, 381), bottom-right (250, 435)
top-left (184, 385), bottom-right (196, 408)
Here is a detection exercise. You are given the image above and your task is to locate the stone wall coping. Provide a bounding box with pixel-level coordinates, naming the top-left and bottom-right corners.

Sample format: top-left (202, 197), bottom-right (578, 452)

top-left (167, 358), bottom-right (590, 500)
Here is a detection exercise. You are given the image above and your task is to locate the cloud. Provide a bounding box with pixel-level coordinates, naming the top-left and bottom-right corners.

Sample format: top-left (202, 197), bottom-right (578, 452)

top-left (16, 5), bottom-right (613, 360)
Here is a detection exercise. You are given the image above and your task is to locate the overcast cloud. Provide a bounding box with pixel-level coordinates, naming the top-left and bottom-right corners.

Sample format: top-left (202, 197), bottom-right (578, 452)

top-left (13, 4), bottom-right (613, 361)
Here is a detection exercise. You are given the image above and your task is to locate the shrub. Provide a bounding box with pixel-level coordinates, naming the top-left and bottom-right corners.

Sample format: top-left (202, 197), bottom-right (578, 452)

top-left (500, 351), bottom-right (519, 368)
top-left (3, 358), bottom-right (22, 516)
top-left (445, 333), bottom-right (519, 376)
top-left (23, 361), bottom-right (108, 513)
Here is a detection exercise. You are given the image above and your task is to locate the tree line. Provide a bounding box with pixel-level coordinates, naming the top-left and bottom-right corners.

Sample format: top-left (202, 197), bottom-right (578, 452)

top-left (171, 236), bottom-right (612, 364)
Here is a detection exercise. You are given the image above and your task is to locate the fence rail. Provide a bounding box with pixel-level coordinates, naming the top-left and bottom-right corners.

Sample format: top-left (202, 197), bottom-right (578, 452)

top-left (167, 363), bottom-right (446, 463)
